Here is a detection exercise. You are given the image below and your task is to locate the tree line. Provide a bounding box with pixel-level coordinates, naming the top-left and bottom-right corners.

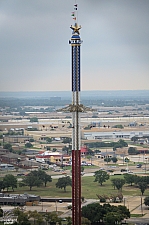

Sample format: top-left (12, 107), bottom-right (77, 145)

top-left (85, 139), bottom-right (128, 151)
top-left (94, 170), bottom-right (149, 196)
top-left (0, 203), bottom-right (130, 225)
top-left (0, 171), bottom-right (72, 193)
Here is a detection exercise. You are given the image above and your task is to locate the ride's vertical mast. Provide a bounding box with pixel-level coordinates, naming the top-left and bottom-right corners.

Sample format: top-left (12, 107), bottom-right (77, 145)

top-left (59, 3), bottom-right (92, 224)
top-left (69, 3), bottom-right (82, 225)
top-left (57, 3), bottom-right (93, 224)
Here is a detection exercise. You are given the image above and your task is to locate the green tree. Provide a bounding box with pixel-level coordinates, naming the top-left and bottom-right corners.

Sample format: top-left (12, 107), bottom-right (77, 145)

top-left (134, 175), bottom-right (142, 185)
top-left (144, 196), bottom-right (149, 206)
top-left (25, 142), bottom-right (33, 148)
top-left (28, 210), bottom-right (43, 225)
top-left (94, 170), bottom-right (109, 186)
top-left (13, 208), bottom-right (31, 225)
top-left (113, 139), bottom-right (128, 151)
top-left (62, 137), bottom-right (72, 144)
top-left (41, 173), bottom-right (52, 187)
top-left (131, 136), bottom-right (138, 142)
top-left (30, 170), bottom-right (52, 187)
top-left (81, 217), bottom-right (91, 225)
top-left (113, 144), bottom-right (121, 151)
top-left (124, 174), bottom-right (137, 186)
top-left (94, 149), bottom-right (101, 154)
top-left (3, 174), bottom-right (17, 191)
top-left (0, 181), bottom-right (5, 192)
top-left (65, 217), bottom-right (72, 225)
top-left (138, 182), bottom-right (148, 195)
top-left (44, 212), bottom-right (62, 224)
top-left (29, 138), bottom-right (34, 142)
top-left (30, 117), bottom-right (38, 122)
top-left (82, 203), bottom-right (130, 224)
top-left (117, 205), bottom-right (130, 219)
top-left (118, 139), bottom-right (128, 147)
top-left (104, 157), bottom-right (111, 163)
top-left (128, 147), bottom-right (139, 155)
top-left (3, 143), bottom-right (12, 151)
top-left (112, 124), bottom-right (124, 129)
top-left (62, 145), bottom-right (69, 154)
top-left (46, 137), bottom-right (52, 143)
top-left (111, 178), bottom-right (125, 192)
top-left (28, 210), bottom-right (38, 225)
top-left (104, 211), bottom-right (121, 225)
top-left (56, 176), bottom-right (72, 192)
top-left (111, 178), bottom-right (117, 190)
top-left (19, 174), bottom-right (43, 191)
top-left (86, 155), bottom-right (92, 161)
top-left (0, 207), bottom-right (3, 217)
top-left (82, 203), bottom-right (103, 223)
top-left (81, 166), bottom-right (84, 172)
top-left (111, 156), bottom-right (118, 163)
top-left (87, 148), bottom-right (94, 156)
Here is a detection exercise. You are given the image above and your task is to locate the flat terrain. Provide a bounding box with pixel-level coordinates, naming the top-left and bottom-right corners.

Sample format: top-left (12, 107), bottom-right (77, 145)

top-left (1, 175), bottom-right (148, 198)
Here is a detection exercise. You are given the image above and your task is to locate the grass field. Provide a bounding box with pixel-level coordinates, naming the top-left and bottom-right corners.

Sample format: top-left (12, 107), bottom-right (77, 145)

top-left (3, 175), bottom-right (149, 198)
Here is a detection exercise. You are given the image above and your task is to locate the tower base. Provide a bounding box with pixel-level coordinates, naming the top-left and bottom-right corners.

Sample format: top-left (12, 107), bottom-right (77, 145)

top-left (72, 149), bottom-right (81, 225)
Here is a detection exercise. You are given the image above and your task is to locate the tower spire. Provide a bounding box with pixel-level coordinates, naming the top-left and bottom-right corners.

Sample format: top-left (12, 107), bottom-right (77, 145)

top-left (71, 1), bottom-right (78, 22)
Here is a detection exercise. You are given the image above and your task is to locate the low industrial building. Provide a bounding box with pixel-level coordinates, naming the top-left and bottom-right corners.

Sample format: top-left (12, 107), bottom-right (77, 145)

top-left (82, 129), bottom-right (149, 140)
top-left (3, 135), bottom-right (33, 143)
top-left (35, 151), bottom-right (70, 165)
top-left (0, 164), bottom-right (15, 171)
top-left (0, 193), bottom-right (40, 206)
top-left (1, 153), bottom-right (26, 164)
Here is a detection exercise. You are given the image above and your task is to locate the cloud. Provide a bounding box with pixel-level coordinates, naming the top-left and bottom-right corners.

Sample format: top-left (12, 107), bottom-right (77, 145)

top-left (0, 0), bottom-right (149, 91)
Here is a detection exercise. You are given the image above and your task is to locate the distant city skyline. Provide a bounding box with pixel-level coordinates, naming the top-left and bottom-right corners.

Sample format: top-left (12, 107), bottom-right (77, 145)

top-left (0, 0), bottom-right (149, 92)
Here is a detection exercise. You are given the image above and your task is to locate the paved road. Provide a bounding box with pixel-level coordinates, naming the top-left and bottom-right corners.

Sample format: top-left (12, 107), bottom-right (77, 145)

top-left (125, 218), bottom-right (149, 225)
top-left (1, 196), bottom-right (149, 222)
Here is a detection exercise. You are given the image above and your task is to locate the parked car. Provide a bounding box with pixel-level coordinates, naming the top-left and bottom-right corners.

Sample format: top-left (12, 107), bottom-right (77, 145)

top-left (87, 163), bottom-right (92, 166)
top-left (54, 169), bottom-right (61, 172)
top-left (100, 168), bottom-right (105, 170)
top-left (121, 169), bottom-right (127, 172)
top-left (17, 173), bottom-right (25, 176)
top-left (136, 164), bottom-right (142, 168)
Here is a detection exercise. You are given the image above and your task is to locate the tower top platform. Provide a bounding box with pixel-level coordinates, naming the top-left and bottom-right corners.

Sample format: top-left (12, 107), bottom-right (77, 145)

top-left (69, 23), bottom-right (82, 44)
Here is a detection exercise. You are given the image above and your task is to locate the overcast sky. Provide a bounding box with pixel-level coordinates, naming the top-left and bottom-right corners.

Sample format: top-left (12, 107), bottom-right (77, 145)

top-left (0, 0), bottom-right (149, 92)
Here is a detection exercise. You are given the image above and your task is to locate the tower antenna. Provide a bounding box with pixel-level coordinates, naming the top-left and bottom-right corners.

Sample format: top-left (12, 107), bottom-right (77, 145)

top-left (71, 1), bottom-right (78, 23)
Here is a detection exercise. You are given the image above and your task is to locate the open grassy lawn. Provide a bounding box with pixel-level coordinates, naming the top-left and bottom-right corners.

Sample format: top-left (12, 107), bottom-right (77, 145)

top-left (81, 176), bottom-right (149, 198)
top-left (14, 179), bottom-right (72, 198)
top-left (4, 175), bottom-right (149, 199)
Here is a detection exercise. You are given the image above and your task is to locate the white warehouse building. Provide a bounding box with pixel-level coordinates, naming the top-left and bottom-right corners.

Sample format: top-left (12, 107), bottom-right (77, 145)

top-left (82, 130), bottom-right (149, 140)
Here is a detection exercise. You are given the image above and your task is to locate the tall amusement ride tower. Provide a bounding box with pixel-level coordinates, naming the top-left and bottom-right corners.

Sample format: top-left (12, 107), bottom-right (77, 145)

top-left (69, 22), bottom-right (82, 225)
top-left (60, 4), bottom-right (92, 224)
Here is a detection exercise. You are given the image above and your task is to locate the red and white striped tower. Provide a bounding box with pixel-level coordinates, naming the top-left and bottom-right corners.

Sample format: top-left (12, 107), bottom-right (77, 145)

top-left (59, 7), bottom-right (93, 225)
top-left (69, 22), bottom-right (82, 225)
